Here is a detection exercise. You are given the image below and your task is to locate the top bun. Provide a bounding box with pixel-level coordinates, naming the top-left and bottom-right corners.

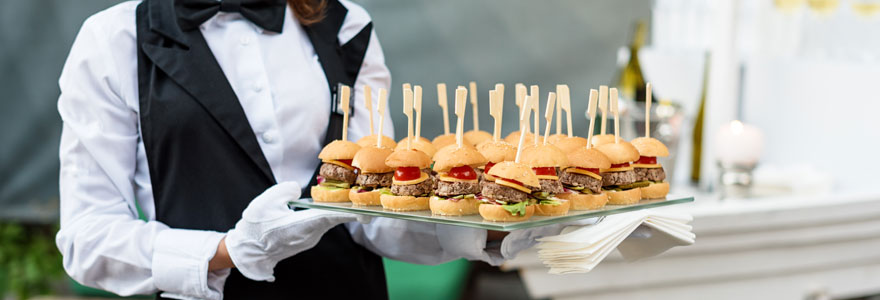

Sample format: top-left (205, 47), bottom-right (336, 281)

top-left (395, 138), bottom-right (437, 158)
top-left (318, 140), bottom-right (361, 161)
top-left (521, 144), bottom-right (568, 168)
top-left (464, 130), bottom-right (493, 145)
top-left (398, 136), bottom-right (431, 145)
top-left (476, 140), bottom-right (516, 163)
top-left (385, 148), bottom-right (432, 169)
top-left (432, 134), bottom-right (472, 149)
top-left (357, 134), bottom-right (397, 149)
top-left (630, 137), bottom-right (669, 157)
top-left (596, 142), bottom-right (640, 164)
top-left (432, 145), bottom-right (487, 172)
top-left (503, 130), bottom-right (536, 145)
top-left (590, 134), bottom-right (624, 147)
top-left (553, 136), bottom-right (589, 153)
top-left (545, 134), bottom-right (569, 145)
top-left (487, 161), bottom-right (540, 187)
top-left (352, 146), bottom-right (394, 173)
top-left (566, 147), bottom-right (612, 169)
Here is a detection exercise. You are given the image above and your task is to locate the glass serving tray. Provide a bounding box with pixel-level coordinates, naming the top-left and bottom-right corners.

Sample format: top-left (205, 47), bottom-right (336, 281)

top-left (289, 194), bottom-right (693, 231)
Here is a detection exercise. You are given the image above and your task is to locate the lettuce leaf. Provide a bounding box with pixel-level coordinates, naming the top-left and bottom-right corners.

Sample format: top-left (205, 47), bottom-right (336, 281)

top-left (319, 180), bottom-right (350, 189)
top-left (502, 201), bottom-right (528, 216)
top-left (538, 199), bottom-right (562, 205)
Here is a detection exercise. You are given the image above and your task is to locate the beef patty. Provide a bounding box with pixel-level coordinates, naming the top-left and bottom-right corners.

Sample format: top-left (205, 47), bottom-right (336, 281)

top-left (559, 170), bottom-right (602, 194)
top-left (600, 170), bottom-right (636, 187)
top-left (435, 180), bottom-right (480, 197)
top-left (391, 177), bottom-right (433, 196)
top-left (356, 172), bottom-right (393, 188)
top-left (481, 182), bottom-right (528, 203)
top-left (634, 167), bottom-right (666, 182)
top-left (320, 163), bottom-right (357, 184)
top-left (537, 179), bottom-right (565, 194)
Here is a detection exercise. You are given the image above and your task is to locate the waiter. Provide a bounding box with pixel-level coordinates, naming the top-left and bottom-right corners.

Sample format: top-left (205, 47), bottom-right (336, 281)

top-left (56, 0), bottom-right (578, 299)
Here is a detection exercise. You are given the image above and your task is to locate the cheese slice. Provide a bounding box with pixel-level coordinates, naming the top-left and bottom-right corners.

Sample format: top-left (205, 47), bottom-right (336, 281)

top-left (602, 166), bottom-right (634, 172)
top-left (536, 175), bottom-right (559, 180)
top-left (565, 168), bottom-right (602, 180)
top-left (393, 172), bottom-right (430, 185)
top-left (324, 160), bottom-right (354, 170)
top-left (495, 179), bottom-right (531, 194)
top-left (437, 173), bottom-right (479, 183)
top-left (483, 173), bottom-right (496, 181)
top-left (632, 163), bottom-right (662, 169)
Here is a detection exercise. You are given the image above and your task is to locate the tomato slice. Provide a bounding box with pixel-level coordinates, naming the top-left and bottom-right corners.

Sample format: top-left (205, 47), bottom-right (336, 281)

top-left (394, 166), bottom-right (422, 181)
top-left (497, 177), bottom-right (525, 187)
top-left (448, 165), bottom-right (477, 180)
top-left (575, 167), bottom-right (600, 176)
top-left (533, 167), bottom-right (557, 176)
top-left (484, 162), bottom-right (496, 174)
top-left (610, 162), bottom-right (631, 168)
top-left (636, 156), bottom-right (656, 165)
top-left (337, 159), bottom-right (353, 167)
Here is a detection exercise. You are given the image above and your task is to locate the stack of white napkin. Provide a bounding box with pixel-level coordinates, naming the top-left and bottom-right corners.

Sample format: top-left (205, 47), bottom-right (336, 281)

top-left (535, 209), bottom-right (695, 274)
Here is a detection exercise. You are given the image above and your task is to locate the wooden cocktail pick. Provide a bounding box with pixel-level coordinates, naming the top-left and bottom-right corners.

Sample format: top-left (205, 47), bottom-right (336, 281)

top-left (340, 85), bottom-right (351, 141)
top-left (542, 92), bottom-right (557, 145)
top-left (437, 83), bottom-right (450, 135)
top-left (586, 89), bottom-right (598, 148)
top-left (377, 88), bottom-right (388, 148)
top-left (454, 86), bottom-right (468, 148)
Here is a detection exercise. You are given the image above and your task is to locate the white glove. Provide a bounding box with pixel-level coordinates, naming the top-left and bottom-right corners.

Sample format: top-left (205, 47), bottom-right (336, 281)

top-left (500, 217), bottom-right (600, 260)
top-left (225, 181), bottom-right (369, 282)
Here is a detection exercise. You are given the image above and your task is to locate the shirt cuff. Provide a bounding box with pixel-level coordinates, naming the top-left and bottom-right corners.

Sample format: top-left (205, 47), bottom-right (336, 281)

top-left (153, 229), bottom-right (228, 300)
top-left (435, 224), bottom-right (504, 265)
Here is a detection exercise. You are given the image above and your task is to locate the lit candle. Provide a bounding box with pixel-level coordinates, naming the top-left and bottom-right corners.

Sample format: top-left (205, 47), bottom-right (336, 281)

top-left (715, 120), bottom-right (764, 166)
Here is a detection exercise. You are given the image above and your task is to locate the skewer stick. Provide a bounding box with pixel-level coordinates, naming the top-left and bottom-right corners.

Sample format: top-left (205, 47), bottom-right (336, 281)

top-left (403, 85), bottom-right (414, 150)
top-left (530, 85), bottom-right (539, 145)
top-left (515, 83), bottom-right (526, 131)
top-left (586, 89), bottom-right (598, 148)
top-left (611, 88), bottom-right (620, 144)
top-left (364, 85), bottom-right (373, 135)
top-left (414, 85), bottom-right (423, 140)
top-left (489, 89), bottom-right (503, 142)
top-left (454, 86), bottom-right (468, 148)
top-left (437, 83), bottom-right (450, 135)
top-left (556, 85), bottom-right (563, 135)
top-left (377, 88), bottom-right (388, 148)
top-left (558, 85), bottom-right (573, 137)
top-left (646, 82), bottom-right (652, 138)
top-left (340, 85), bottom-right (351, 141)
top-left (515, 94), bottom-right (536, 163)
top-left (599, 85), bottom-right (608, 135)
top-left (470, 81), bottom-right (479, 132)
top-left (543, 92), bottom-right (557, 145)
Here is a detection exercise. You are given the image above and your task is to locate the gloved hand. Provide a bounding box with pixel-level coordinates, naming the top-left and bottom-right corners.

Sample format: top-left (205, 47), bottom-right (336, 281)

top-left (500, 218), bottom-right (600, 259)
top-left (225, 181), bottom-right (369, 281)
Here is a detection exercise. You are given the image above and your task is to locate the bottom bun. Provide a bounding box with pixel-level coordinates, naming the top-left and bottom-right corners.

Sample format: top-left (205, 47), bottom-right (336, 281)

top-left (381, 194), bottom-right (430, 211)
top-left (478, 204), bottom-right (535, 222)
top-left (429, 197), bottom-right (480, 216)
top-left (640, 182), bottom-right (669, 199)
top-left (534, 200), bottom-right (571, 216)
top-left (606, 188), bottom-right (642, 205)
top-left (311, 186), bottom-right (351, 203)
top-left (557, 192), bottom-right (608, 210)
top-left (349, 189), bottom-right (382, 206)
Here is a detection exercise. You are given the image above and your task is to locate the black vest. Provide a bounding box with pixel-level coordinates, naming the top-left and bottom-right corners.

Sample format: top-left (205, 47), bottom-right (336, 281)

top-left (135, 1), bottom-right (386, 298)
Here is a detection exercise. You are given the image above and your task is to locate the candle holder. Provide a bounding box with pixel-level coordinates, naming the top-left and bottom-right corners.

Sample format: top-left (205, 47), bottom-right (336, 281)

top-left (717, 161), bottom-right (757, 199)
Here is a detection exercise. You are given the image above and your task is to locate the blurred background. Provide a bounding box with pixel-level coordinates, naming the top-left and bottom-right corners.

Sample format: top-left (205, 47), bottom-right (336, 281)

top-left (2, 0), bottom-right (880, 299)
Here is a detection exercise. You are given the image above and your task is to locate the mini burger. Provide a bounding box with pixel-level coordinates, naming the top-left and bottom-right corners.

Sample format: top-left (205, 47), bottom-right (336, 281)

top-left (429, 146), bottom-right (487, 216)
top-left (380, 148), bottom-right (433, 211)
top-left (596, 142), bottom-right (645, 204)
top-left (630, 137), bottom-right (670, 199)
top-left (479, 161), bottom-right (539, 222)
top-left (349, 146), bottom-right (394, 205)
top-left (312, 140), bottom-right (361, 202)
top-left (557, 147), bottom-right (612, 210)
top-left (475, 140), bottom-right (516, 188)
top-left (552, 136), bottom-right (589, 153)
top-left (357, 134), bottom-right (397, 149)
top-left (521, 144), bottom-right (570, 216)
top-left (395, 137), bottom-right (437, 158)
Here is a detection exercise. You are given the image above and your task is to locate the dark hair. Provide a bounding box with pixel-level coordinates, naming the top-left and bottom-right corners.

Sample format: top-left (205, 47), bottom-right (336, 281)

top-left (287, 0), bottom-right (326, 25)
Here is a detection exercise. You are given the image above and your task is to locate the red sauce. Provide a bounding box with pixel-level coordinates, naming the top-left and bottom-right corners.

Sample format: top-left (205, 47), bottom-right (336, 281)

top-left (575, 167), bottom-right (600, 176)
top-left (610, 162), bottom-right (631, 168)
top-left (636, 156), bottom-right (657, 165)
top-left (533, 167), bottom-right (557, 176)
top-left (484, 162), bottom-right (497, 174)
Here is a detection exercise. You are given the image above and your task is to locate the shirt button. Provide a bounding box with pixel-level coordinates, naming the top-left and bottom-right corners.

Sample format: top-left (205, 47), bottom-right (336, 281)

top-left (261, 131), bottom-right (277, 144)
top-left (240, 36), bottom-right (252, 46)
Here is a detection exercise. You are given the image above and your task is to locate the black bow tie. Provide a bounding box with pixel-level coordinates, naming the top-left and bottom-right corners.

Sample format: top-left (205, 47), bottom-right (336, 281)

top-left (175, 0), bottom-right (287, 33)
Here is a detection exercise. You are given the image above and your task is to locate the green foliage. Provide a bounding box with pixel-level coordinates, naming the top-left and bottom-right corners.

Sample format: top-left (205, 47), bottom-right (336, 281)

top-left (0, 223), bottom-right (64, 300)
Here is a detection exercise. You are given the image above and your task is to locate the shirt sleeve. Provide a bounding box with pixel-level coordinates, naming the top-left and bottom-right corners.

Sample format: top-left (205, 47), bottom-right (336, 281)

top-left (55, 8), bottom-right (228, 299)
top-left (337, 1), bottom-right (504, 265)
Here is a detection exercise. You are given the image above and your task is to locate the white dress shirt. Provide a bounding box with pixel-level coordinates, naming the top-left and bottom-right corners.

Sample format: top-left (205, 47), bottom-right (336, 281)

top-left (56, 1), bottom-right (496, 299)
